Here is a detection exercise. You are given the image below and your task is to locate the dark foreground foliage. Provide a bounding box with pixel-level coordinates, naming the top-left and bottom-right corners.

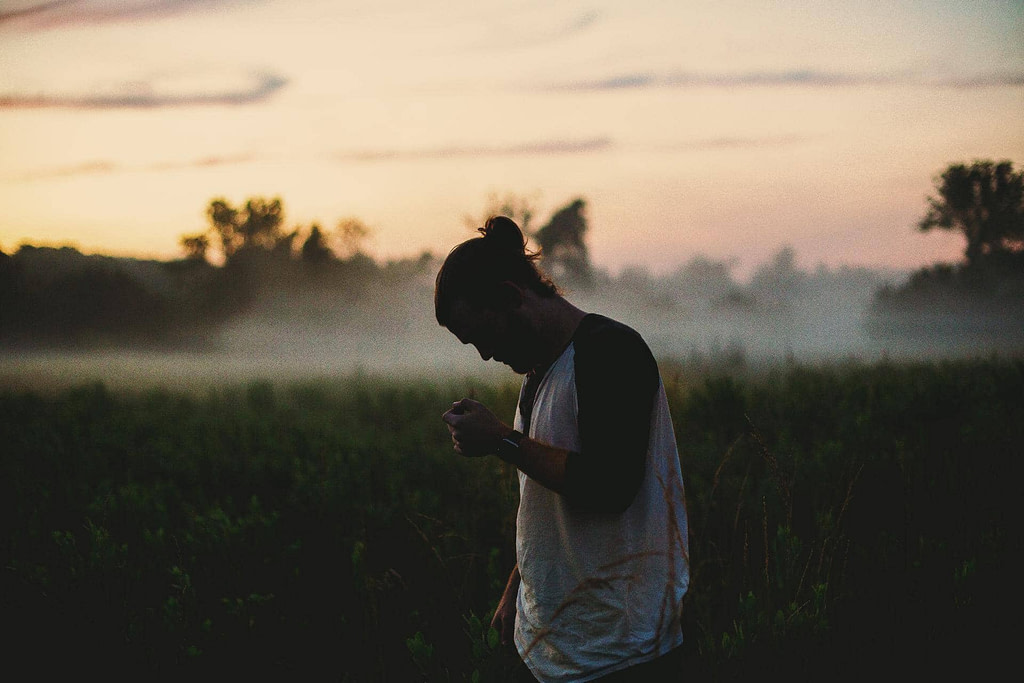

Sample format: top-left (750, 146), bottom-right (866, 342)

top-left (1, 359), bottom-right (1021, 681)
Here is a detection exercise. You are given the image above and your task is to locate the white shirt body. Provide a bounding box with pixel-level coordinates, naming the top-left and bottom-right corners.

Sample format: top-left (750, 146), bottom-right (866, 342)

top-left (513, 341), bottom-right (690, 683)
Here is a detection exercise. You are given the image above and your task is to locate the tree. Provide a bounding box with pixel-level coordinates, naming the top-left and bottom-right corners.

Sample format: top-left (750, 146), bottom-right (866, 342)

top-left (919, 160), bottom-right (1024, 266)
top-left (273, 228), bottom-right (300, 259)
top-left (179, 233), bottom-right (210, 261)
top-left (533, 198), bottom-right (592, 286)
top-left (464, 191), bottom-right (539, 234)
top-left (206, 196), bottom-right (285, 259)
top-left (301, 224), bottom-right (333, 264)
top-left (750, 246), bottom-right (804, 299)
top-left (335, 218), bottom-right (371, 259)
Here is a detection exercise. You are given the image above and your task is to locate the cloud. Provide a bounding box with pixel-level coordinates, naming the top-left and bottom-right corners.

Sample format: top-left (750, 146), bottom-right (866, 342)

top-left (0, 136), bottom-right (817, 184)
top-left (335, 135), bottom-right (812, 163)
top-left (662, 135), bottom-right (813, 151)
top-left (931, 72), bottom-right (1024, 89)
top-left (3, 154), bottom-right (253, 182)
top-left (547, 68), bottom-right (1024, 92)
top-left (0, 71), bottom-right (287, 109)
top-left (0, 0), bottom-right (253, 30)
top-left (0, 1), bottom-right (77, 25)
top-left (337, 137), bottom-right (613, 162)
top-left (4, 160), bottom-right (118, 182)
top-left (564, 8), bottom-right (599, 34)
top-left (146, 153), bottom-right (254, 171)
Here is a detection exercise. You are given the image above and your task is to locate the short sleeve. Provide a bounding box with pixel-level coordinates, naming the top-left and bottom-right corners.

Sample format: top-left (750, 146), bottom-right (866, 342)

top-left (563, 315), bottom-right (659, 512)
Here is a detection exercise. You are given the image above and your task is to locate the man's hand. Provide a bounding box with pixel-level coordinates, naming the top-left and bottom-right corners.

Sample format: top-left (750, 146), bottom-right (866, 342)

top-left (491, 565), bottom-right (521, 646)
top-left (491, 591), bottom-right (516, 646)
top-left (441, 398), bottom-right (509, 457)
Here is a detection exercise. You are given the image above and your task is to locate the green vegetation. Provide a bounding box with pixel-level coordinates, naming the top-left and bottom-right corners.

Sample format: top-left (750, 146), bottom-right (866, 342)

top-left (2, 359), bottom-right (1019, 680)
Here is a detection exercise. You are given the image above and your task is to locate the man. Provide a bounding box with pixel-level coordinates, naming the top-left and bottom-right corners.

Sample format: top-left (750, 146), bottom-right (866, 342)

top-left (438, 216), bottom-right (690, 682)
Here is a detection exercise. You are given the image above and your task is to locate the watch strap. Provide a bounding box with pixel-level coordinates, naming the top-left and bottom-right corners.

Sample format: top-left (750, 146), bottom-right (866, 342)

top-left (496, 429), bottom-right (524, 460)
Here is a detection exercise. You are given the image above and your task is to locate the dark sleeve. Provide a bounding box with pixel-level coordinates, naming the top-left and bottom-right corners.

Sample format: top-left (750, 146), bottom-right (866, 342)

top-left (563, 316), bottom-right (659, 513)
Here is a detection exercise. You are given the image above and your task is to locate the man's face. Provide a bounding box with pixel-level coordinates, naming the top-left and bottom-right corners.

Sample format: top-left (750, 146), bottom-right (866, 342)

top-left (446, 298), bottom-right (540, 374)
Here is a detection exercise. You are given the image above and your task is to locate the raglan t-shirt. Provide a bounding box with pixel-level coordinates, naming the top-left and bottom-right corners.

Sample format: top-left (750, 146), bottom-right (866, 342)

top-left (513, 314), bottom-right (691, 683)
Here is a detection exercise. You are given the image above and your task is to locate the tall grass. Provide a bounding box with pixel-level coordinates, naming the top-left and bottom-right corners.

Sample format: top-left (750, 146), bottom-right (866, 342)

top-left (1, 358), bottom-right (1020, 680)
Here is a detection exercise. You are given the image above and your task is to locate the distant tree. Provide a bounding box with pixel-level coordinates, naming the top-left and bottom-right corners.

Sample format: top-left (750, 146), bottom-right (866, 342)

top-left (533, 197), bottom-right (592, 286)
top-left (301, 224), bottom-right (333, 263)
top-left (750, 246), bottom-right (804, 297)
top-left (0, 249), bottom-right (12, 334)
top-left (919, 160), bottom-right (1024, 266)
top-left (273, 228), bottom-right (300, 259)
top-left (206, 196), bottom-right (285, 259)
top-left (179, 233), bottom-right (210, 261)
top-left (335, 218), bottom-right (371, 259)
top-left (464, 191), bottom-right (539, 234)
top-left (669, 255), bottom-right (739, 301)
top-left (206, 199), bottom-right (239, 257)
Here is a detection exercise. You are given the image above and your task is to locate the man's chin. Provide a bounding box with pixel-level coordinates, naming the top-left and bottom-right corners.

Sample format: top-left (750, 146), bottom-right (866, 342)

top-left (502, 360), bottom-right (530, 374)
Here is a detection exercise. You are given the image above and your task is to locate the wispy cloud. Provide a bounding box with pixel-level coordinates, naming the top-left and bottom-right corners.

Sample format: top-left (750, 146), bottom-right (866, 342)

top-left (3, 154), bottom-right (253, 182)
top-left (337, 137), bottom-right (613, 162)
top-left (564, 8), bottom-right (599, 34)
top-left (0, 71), bottom-right (287, 109)
top-left (0, 0), bottom-right (76, 25)
top-left (4, 160), bottom-right (118, 182)
top-left (547, 68), bottom-right (1024, 92)
top-left (931, 72), bottom-right (1024, 89)
top-left (0, 0), bottom-right (253, 30)
top-left (662, 135), bottom-right (813, 152)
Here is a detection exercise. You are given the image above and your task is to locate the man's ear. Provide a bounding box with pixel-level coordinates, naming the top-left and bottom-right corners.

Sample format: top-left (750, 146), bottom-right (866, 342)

top-left (495, 281), bottom-right (524, 311)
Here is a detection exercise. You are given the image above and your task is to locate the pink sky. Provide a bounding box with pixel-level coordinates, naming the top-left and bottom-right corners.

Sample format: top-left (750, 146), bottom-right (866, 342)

top-left (1, 0), bottom-right (1021, 278)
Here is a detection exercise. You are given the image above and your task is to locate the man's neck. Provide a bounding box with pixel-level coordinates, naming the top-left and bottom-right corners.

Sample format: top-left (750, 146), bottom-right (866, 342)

top-left (526, 294), bottom-right (588, 371)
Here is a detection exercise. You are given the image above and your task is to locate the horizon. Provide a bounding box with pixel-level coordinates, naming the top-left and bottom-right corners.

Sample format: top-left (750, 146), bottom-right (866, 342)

top-left (1, 224), bottom-right (917, 287)
top-left (1, 1), bottom-right (1022, 278)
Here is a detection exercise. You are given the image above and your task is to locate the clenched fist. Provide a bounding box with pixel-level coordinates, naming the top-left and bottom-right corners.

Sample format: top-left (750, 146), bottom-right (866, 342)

top-left (441, 398), bottom-right (509, 457)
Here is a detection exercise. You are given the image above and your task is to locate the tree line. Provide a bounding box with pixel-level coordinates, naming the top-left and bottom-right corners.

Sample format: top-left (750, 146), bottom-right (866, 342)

top-left (0, 160), bottom-right (1020, 352)
top-left (0, 194), bottom-right (597, 350)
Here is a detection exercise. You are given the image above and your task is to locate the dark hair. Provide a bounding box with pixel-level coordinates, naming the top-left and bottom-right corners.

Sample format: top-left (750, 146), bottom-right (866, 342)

top-left (434, 216), bottom-right (558, 326)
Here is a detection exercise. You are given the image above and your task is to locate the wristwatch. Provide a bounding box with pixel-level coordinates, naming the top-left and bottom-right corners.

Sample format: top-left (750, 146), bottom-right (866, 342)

top-left (496, 429), bottom-right (524, 461)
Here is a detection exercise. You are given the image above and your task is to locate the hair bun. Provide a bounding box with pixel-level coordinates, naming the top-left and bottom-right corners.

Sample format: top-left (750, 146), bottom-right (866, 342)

top-left (479, 216), bottom-right (526, 254)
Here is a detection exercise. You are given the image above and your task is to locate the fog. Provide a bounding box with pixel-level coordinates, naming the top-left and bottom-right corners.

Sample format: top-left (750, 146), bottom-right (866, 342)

top-left (3, 246), bottom-right (1021, 392)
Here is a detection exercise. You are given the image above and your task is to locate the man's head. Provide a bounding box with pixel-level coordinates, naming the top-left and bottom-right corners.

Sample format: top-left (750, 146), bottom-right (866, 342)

top-left (435, 216), bottom-right (558, 373)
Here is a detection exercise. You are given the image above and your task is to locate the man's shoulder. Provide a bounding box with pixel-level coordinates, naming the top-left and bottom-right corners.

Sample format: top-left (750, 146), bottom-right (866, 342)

top-left (573, 314), bottom-right (656, 369)
top-left (575, 313), bottom-right (648, 349)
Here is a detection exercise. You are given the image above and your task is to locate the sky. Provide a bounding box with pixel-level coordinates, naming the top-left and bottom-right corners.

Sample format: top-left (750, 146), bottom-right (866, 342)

top-left (1, 0), bottom-right (1022, 279)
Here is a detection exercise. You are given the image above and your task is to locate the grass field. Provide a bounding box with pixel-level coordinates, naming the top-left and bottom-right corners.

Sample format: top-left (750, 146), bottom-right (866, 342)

top-left (1, 356), bottom-right (1021, 681)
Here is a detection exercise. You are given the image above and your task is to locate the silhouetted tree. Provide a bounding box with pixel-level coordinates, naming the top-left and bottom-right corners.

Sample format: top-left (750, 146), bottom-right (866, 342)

top-left (335, 218), bottom-right (371, 259)
top-left (273, 228), bottom-right (300, 259)
top-left (207, 199), bottom-right (239, 257)
top-left (207, 196), bottom-right (285, 259)
top-left (919, 160), bottom-right (1024, 266)
top-left (869, 161), bottom-right (1024, 343)
top-left (534, 198), bottom-right (592, 286)
top-left (465, 191), bottom-right (538, 234)
top-left (0, 248), bottom-right (13, 336)
top-left (180, 233), bottom-right (210, 261)
top-left (301, 224), bottom-right (332, 263)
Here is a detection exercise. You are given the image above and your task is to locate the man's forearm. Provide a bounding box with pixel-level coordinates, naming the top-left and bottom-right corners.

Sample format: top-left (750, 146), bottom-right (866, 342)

top-left (497, 434), bottom-right (570, 494)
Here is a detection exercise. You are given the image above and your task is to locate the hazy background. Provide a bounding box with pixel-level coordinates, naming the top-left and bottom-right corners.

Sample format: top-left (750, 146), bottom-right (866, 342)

top-left (1, 0), bottom-right (1022, 386)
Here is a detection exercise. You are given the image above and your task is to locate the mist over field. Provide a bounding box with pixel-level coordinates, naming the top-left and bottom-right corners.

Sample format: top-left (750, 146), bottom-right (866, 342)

top-left (3, 244), bottom-right (1021, 392)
